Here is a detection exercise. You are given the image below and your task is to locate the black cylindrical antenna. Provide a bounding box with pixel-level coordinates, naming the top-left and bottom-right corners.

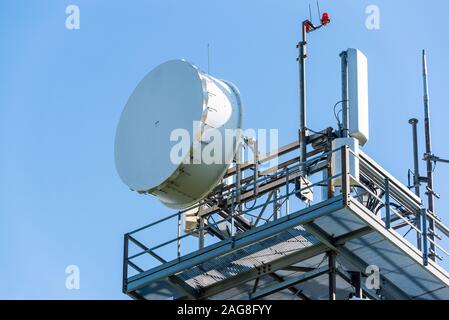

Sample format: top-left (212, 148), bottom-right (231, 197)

top-left (409, 117), bottom-right (422, 250)
top-left (409, 118), bottom-right (421, 197)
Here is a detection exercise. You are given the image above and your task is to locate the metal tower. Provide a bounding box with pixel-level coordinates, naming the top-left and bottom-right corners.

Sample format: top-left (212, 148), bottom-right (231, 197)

top-left (120, 15), bottom-right (449, 301)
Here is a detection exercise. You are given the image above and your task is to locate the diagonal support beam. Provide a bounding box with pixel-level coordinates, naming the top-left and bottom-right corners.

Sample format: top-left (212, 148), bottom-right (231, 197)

top-left (250, 266), bottom-right (329, 300)
top-left (268, 272), bottom-right (312, 300)
top-left (198, 242), bottom-right (329, 299)
top-left (303, 222), bottom-right (410, 300)
top-left (127, 196), bottom-right (343, 293)
top-left (167, 275), bottom-right (198, 300)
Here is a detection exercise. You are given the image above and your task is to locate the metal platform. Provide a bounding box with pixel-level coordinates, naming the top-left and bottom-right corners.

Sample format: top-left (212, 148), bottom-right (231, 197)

top-left (122, 140), bottom-right (449, 300)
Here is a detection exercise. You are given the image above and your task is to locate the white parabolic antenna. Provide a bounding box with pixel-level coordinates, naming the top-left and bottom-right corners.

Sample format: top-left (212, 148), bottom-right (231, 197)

top-left (115, 60), bottom-right (243, 209)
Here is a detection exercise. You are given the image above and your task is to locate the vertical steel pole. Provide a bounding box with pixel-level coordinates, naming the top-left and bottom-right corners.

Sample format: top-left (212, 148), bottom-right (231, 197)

top-left (350, 272), bottom-right (363, 299)
top-left (409, 118), bottom-right (422, 250)
top-left (385, 178), bottom-right (391, 229)
top-left (421, 208), bottom-right (429, 266)
top-left (285, 168), bottom-right (290, 216)
top-left (177, 211), bottom-right (181, 258)
top-left (232, 144), bottom-right (243, 237)
top-left (328, 251), bottom-right (337, 300)
top-left (199, 215), bottom-right (205, 250)
top-left (341, 146), bottom-right (350, 206)
top-left (273, 188), bottom-right (279, 221)
top-left (409, 118), bottom-right (421, 197)
top-left (253, 139), bottom-right (259, 196)
top-left (122, 234), bottom-right (129, 294)
top-left (327, 146), bottom-right (335, 200)
top-left (340, 51), bottom-right (349, 138)
top-left (298, 22), bottom-right (308, 175)
top-left (230, 198), bottom-right (236, 237)
top-left (422, 50), bottom-right (436, 260)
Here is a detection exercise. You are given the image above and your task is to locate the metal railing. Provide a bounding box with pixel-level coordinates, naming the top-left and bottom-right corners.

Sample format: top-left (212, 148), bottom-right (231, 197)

top-left (347, 147), bottom-right (449, 266)
top-left (122, 147), bottom-right (341, 288)
top-left (122, 144), bottom-right (449, 292)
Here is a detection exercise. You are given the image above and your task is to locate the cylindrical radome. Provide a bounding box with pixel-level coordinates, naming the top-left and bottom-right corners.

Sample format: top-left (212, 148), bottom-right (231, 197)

top-left (115, 60), bottom-right (243, 209)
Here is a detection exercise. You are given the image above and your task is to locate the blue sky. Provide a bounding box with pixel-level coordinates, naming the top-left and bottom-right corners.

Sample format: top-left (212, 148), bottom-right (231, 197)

top-left (1, 0), bottom-right (449, 299)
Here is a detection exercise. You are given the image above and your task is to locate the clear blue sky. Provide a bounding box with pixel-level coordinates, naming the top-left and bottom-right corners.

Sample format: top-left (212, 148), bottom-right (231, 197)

top-left (1, 0), bottom-right (449, 299)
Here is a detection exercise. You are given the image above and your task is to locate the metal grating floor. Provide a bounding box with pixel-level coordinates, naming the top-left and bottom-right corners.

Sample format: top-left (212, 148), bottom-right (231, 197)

top-left (178, 226), bottom-right (318, 290)
top-left (126, 195), bottom-right (449, 300)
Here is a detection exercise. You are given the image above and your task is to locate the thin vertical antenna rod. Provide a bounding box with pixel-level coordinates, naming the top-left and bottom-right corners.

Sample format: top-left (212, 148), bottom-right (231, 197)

top-left (409, 118), bottom-right (422, 250)
top-left (422, 49), bottom-right (436, 260)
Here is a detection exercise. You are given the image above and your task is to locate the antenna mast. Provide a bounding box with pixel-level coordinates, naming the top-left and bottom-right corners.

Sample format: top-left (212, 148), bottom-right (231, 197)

top-left (298, 21), bottom-right (308, 175)
top-left (297, 4), bottom-right (330, 176)
top-left (422, 49), bottom-right (437, 260)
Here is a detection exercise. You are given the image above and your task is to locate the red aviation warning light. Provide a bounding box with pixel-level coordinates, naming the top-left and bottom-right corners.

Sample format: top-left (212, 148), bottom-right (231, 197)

top-left (304, 10), bottom-right (330, 33)
top-left (321, 12), bottom-right (331, 26)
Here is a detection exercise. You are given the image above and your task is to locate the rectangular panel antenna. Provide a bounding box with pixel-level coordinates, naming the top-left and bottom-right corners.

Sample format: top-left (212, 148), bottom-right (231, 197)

top-left (347, 48), bottom-right (369, 146)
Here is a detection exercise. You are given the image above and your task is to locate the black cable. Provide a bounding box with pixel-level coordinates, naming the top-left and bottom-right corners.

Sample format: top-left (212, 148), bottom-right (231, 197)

top-left (337, 109), bottom-right (342, 121)
top-left (244, 197), bottom-right (257, 210)
top-left (333, 101), bottom-right (344, 126)
top-left (333, 100), bottom-right (349, 131)
top-left (403, 226), bottom-right (413, 238)
top-left (306, 100), bottom-right (348, 136)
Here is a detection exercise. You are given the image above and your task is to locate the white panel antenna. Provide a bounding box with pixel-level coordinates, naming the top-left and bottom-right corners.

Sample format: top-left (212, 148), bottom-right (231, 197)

top-left (347, 48), bottom-right (369, 146)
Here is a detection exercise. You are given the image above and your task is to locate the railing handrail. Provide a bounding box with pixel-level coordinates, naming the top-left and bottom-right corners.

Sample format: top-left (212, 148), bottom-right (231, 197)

top-left (128, 147), bottom-right (343, 236)
top-left (124, 145), bottom-right (449, 279)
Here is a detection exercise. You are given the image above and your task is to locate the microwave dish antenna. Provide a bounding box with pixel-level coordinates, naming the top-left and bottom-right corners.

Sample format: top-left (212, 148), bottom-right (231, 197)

top-left (114, 60), bottom-right (243, 209)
